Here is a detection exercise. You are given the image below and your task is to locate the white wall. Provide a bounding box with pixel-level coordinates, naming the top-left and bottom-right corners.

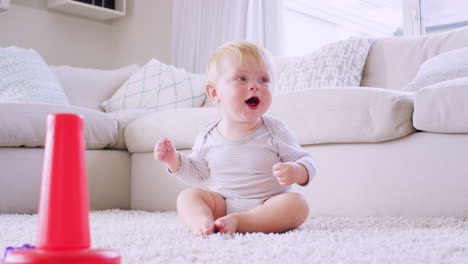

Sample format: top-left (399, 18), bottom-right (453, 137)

top-left (111, 0), bottom-right (172, 68)
top-left (0, 0), bottom-right (172, 69)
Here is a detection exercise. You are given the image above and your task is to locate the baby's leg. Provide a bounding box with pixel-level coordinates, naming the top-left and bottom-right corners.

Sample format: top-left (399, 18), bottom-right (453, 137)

top-left (177, 188), bottom-right (226, 236)
top-left (215, 192), bottom-right (308, 234)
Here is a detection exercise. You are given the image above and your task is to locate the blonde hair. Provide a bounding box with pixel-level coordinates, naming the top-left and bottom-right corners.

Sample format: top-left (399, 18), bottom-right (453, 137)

top-left (205, 40), bottom-right (274, 85)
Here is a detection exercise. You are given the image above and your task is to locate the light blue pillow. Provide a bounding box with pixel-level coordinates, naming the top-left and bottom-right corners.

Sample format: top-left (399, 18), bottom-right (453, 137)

top-left (0, 47), bottom-right (69, 105)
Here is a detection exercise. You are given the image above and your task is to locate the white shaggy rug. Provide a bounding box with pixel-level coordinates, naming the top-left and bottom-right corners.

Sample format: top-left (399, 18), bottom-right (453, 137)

top-left (1, 210), bottom-right (468, 264)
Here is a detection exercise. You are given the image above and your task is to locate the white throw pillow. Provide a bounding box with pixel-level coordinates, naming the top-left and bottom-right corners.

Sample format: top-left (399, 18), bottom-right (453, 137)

top-left (0, 46), bottom-right (69, 105)
top-left (404, 47), bottom-right (468, 92)
top-left (277, 37), bottom-right (374, 94)
top-left (101, 59), bottom-right (206, 112)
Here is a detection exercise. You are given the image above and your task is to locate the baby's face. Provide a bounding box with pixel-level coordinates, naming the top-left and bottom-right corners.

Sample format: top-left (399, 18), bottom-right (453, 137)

top-left (211, 53), bottom-right (273, 124)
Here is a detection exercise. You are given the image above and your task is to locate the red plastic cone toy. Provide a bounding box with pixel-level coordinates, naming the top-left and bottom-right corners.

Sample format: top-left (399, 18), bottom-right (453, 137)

top-left (4, 113), bottom-right (120, 264)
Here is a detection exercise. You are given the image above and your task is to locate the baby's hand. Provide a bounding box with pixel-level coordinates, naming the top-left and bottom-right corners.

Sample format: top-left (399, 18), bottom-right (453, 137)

top-left (154, 138), bottom-right (178, 164)
top-left (273, 162), bottom-right (308, 186)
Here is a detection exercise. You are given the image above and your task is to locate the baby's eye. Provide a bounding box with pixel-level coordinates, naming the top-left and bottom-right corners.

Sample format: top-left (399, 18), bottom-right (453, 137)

top-left (237, 76), bottom-right (247, 81)
top-left (261, 77), bottom-right (269, 83)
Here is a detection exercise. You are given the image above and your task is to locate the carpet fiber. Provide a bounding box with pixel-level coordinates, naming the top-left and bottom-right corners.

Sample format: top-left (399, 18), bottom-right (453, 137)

top-left (1, 210), bottom-right (467, 264)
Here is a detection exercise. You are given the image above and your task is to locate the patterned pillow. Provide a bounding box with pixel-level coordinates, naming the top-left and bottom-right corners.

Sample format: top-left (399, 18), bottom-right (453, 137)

top-left (277, 37), bottom-right (374, 94)
top-left (0, 47), bottom-right (69, 105)
top-left (101, 59), bottom-right (206, 112)
top-left (404, 47), bottom-right (468, 92)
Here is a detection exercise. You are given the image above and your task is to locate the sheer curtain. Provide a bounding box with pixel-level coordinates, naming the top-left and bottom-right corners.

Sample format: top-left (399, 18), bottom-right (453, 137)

top-left (171, 0), bottom-right (283, 74)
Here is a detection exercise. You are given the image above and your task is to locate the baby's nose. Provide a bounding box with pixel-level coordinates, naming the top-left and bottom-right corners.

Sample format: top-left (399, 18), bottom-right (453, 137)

top-left (249, 85), bottom-right (259, 91)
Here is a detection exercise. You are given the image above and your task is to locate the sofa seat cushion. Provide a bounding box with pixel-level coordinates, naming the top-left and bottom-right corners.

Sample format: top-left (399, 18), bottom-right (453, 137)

top-left (105, 108), bottom-right (154, 149)
top-left (125, 108), bottom-right (220, 153)
top-left (267, 87), bottom-right (415, 144)
top-left (413, 78), bottom-right (468, 133)
top-left (125, 87), bottom-right (415, 153)
top-left (0, 103), bottom-right (117, 149)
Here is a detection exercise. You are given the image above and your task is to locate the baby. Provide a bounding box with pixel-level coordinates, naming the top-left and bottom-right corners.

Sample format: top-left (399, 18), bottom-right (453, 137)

top-left (154, 40), bottom-right (316, 236)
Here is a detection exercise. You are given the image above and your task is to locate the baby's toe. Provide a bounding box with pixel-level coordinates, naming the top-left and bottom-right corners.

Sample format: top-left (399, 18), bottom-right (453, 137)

top-left (214, 217), bottom-right (237, 234)
top-left (214, 219), bottom-right (225, 232)
top-left (196, 222), bottom-right (214, 237)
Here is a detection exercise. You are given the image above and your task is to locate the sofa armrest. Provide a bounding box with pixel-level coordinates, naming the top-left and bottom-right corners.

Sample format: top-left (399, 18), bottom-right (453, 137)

top-left (267, 87), bottom-right (415, 144)
top-left (413, 78), bottom-right (468, 133)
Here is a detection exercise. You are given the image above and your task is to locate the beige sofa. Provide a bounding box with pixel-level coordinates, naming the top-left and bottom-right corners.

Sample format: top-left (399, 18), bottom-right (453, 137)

top-left (1, 26), bottom-right (468, 216)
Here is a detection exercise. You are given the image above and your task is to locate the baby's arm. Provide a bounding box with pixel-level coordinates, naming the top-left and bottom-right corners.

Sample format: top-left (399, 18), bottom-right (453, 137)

top-left (270, 119), bottom-right (317, 186)
top-left (154, 138), bottom-right (180, 173)
top-left (273, 162), bottom-right (309, 186)
top-left (154, 135), bottom-right (210, 185)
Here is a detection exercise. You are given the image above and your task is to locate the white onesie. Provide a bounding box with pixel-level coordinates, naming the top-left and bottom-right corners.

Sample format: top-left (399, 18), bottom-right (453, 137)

top-left (170, 115), bottom-right (316, 214)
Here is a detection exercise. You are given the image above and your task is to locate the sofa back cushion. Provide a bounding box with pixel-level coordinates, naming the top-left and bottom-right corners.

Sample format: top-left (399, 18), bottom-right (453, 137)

top-left (361, 26), bottom-right (468, 90)
top-left (50, 64), bottom-right (139, 111)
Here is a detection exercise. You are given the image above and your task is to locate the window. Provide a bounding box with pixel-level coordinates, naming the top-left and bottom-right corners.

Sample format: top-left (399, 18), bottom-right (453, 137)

top-left (421, 0), bottom-right (468, 34)
top-left (280, 0), bottom-right (468, 56)
top-left (281, 0), bottom-right (403, 56)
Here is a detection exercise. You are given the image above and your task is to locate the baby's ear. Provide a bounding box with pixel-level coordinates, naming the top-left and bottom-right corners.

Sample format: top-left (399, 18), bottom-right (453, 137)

top-left (205, 83), bottom-right (219, 103)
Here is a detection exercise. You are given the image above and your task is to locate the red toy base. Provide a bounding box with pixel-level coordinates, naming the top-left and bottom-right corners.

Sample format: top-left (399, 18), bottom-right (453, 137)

top-left (3, 248), bottom-right (120, 264)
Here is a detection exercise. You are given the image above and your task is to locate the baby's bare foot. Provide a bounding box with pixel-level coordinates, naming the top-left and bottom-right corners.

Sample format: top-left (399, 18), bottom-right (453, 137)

top-left (193, 220), bottom-right (214, 237)
top-left (214, 214), bottom-right (239, 234)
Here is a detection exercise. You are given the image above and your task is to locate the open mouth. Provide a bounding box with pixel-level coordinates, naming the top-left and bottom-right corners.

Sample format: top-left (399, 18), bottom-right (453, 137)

top-left (245, 96), bottom-right (260, 109)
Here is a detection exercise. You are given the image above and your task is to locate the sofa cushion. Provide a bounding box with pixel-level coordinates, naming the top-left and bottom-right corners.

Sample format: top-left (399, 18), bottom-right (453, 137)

top-left (105, 108), bottom-right (154, 149)
top-left (125, 108), bottom-right (220, 153)
top-left (267, 87), bottom-right (415, 144)
top-left (125, 87), bottom-right (415, 153)
top-left (0, 47), bottom-right (69, 105)
top-left (361, 25), bottom-right (468, 90)
top-left (404, 47), bottom-right (468, 92)
top-left (50, 64), bottom-right (139, 111)
top-left (413, 78), bottom-right (468, 133)
top-left (0, 103), bottom-right (117, 149)
top-left (277, 37), bottom-right (373, 94)
top-left (101, 59), bottom-right (206, 113)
